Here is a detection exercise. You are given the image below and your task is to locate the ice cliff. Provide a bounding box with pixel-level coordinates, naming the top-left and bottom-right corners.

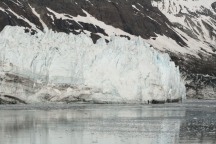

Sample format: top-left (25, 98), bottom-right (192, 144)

top-left (0, 26), bottom-right (186, 104)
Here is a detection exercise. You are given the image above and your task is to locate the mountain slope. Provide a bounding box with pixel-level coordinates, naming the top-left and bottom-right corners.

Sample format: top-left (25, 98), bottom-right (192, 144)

top-left (152, 0), bottom-right (216, 98)
top-left (0, 0), bottom-right (187, 44)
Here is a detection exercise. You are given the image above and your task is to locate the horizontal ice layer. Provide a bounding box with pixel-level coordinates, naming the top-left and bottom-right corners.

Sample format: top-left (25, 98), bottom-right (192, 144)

top-left (0, 26), bottom-right (186, 103)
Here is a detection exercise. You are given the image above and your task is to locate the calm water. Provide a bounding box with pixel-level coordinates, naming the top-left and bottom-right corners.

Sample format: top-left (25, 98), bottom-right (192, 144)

top-left (0, 100), bottom-right (216, 144)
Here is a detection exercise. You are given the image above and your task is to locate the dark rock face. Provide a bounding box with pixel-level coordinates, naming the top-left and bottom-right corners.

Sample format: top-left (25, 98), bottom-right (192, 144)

top-left (212, 2), bottom-right (216, 13)
top-left (0, 0), bottom-right (216, 99)
top-left (169, 52), bottom-right (216, 99)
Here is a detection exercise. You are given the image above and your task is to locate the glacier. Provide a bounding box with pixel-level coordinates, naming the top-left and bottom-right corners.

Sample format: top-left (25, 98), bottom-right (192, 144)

top-left (0, 26), bottom-right (186, 104)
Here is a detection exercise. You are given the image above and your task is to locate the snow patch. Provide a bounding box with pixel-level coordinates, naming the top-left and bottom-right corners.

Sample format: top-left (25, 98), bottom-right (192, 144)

top-left (7, 8), bottom-right (36, 29)
top-left (132, 5), bottom-right (140, 11)
top-left (46, 7), bottom-right (133, 39)
top-left (29, 5), bottom-right (48, 32)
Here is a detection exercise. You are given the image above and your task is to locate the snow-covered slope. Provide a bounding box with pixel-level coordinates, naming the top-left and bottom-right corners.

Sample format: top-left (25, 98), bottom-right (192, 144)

top-left (151, 0), bottom-right (216, 55)
top-left (0, 26), bottom-right (185, 104)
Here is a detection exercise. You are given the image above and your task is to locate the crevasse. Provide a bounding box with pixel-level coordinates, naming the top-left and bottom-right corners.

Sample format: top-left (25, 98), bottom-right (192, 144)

top-left (0, 26), bottom-right (186, 103)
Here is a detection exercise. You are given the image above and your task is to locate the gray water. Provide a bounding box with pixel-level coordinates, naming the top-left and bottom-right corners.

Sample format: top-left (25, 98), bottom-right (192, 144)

top-left (0, 100), bottom-right (216, 144)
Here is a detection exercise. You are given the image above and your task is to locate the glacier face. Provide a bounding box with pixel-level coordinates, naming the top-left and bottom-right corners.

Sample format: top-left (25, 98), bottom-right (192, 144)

top-left (0, 26), bottom-right (186, 104)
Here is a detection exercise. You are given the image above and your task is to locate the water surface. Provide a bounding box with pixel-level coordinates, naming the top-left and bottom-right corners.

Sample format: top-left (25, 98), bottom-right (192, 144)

top-left (0, 100), bottom-right (216, 144)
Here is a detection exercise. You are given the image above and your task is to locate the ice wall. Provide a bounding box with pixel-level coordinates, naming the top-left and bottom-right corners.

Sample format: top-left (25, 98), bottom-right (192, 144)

top-left (0, 26), bottom-right (186, 103)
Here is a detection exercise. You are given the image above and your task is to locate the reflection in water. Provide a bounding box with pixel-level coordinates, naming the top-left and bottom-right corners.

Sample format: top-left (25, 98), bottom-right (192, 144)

top-left (0, 103), bottom-right (215, 144)
top-left (179, 109), bottom-right (216, 144)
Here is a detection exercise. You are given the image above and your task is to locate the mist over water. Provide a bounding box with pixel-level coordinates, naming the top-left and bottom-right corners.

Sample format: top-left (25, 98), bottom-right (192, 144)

top-left (0, 101), bottom-right (216, 144)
